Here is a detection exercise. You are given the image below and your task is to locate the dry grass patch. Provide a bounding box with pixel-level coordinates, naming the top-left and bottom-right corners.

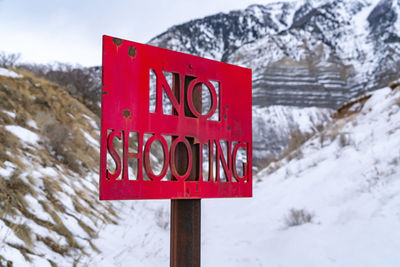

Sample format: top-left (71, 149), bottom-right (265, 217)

top-left (6, 242), bottom-right (36, 263)
top-left (36, 235), bottom-right (70, 256)
top-left (2, 219), bottom-right (33, 248)
top-left (42, 179), bottom-right (65, 213)
top-left (280, 129), bottom-right (312, 162)
top-left (77, 219), bottom-right (97, 239)
top-left (38, 200), bottom-right (80, 250)
top-left (0, 128), bottom-right (24, 164)
top-left (0, 171), bottom-right (35, 217)
top-left (0, 69), bottom-right (120, 264)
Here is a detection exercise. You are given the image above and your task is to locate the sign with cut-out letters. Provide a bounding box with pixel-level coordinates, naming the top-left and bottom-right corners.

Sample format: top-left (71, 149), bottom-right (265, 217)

top-left (100, 35), bottom-right (252, 200)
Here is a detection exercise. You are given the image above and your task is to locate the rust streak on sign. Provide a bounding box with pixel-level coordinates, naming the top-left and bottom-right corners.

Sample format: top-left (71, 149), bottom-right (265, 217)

top-left (100, 35), bottom-right (252, 200)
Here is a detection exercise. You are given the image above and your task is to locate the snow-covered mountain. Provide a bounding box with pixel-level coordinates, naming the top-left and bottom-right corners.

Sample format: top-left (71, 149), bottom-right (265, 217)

top-left (149, 0), bottom-right (400, 169)
top-left (150, 0), bottom-right (400, 108)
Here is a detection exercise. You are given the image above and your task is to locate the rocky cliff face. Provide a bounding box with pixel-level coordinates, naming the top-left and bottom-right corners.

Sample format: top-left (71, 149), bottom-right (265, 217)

top-left (147, 0), bottom-right (400, 169)
top-left (150, 0), bottom-right (400, 108)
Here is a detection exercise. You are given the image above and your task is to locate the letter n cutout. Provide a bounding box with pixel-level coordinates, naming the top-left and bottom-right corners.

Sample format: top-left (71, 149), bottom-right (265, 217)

top-left (152, 69), bottom-right (181, 115)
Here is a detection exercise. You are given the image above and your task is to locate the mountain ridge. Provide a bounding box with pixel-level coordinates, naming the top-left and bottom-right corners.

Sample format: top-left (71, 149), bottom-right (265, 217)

top-left (150, 0), bottom-right (400, 108)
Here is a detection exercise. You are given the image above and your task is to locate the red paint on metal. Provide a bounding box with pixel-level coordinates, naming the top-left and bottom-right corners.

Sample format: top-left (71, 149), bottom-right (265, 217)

top-left (187, 79), bottom-right (218, 119)
top-left (100, 35), bottom-right (252, 200)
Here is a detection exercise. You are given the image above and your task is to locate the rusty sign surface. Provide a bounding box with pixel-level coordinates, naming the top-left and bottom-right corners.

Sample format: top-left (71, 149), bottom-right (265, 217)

top-left (100, 35), bottom-right (252, 200)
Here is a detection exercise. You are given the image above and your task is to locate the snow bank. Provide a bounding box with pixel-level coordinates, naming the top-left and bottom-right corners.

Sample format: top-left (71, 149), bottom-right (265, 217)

top-left (5, 125), bottom-right (39, 145)
top-left (1, 110), bottom-right (16, 119)
top-left (0, 67), bottom-right (22, 78)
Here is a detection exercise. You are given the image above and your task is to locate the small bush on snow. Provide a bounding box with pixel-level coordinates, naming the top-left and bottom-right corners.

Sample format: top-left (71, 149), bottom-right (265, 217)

top-left (338, 132), bottom-right (353, 147)
top-left (284, 208), bottom-right (314, 227)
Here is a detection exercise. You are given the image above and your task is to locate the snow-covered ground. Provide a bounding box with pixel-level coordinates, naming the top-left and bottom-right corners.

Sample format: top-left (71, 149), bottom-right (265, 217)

top-left (0, 67), bottom-right (22, 78)
top-left (252, 105), bottom-right (332, 168)
top-left (92, 86), bottom-right (400, 266)
top-left (89, 200), bottom-right (170, 266)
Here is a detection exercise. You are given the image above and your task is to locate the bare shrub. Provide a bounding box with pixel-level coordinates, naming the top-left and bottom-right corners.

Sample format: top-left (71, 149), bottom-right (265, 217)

top-left (18, 62), bottom-right (101, 115)
top-left (287, 149), bottom-right (304, 162)
top-left (62, 151), bottom-right (82, 174)
top-left (259, 129), bottom-right (312, 172)
top-left (263, 161), bottom-right (283, 176)
top-left (315, 124), bottom-right (324, 132)
top-left (319, 133), bottom-right (326, 148)
top-left (41, 120), bottom-right (82, 173)
top-left (284, 208), bottom-right (314, 227)
top-left (338, 132), bottom-right (352, 147)
top-left (394, 97), bottom-right (400, 108)
top-left (319, 132), bottom-right (335, 148)
top-left (320, 131), bottom-right (353, 148)
top-left (288, 129), bottom-right (308, 150)
top-left (389, 157), bottom-right (399, 166)
top-left (0, 51), bottom-right (20, 67)
top-left (43, 122), bottom-right (70, 155)
top-left (281, 129), bottom-right (311, 161)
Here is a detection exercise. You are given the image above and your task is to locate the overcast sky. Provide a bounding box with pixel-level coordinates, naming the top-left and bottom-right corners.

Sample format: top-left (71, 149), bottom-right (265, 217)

top-left (0, 0), bottom-right (277, 66)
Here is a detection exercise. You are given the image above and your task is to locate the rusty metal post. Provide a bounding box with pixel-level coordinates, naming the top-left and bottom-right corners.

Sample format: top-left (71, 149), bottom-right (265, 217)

top-left (170, 199), bottom-right (200, 267)
top-left (170, 76), bottom-right (201, 267)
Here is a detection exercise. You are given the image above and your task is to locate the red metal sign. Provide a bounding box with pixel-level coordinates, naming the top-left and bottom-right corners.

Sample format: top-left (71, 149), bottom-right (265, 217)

top-left (100, 35), bottom-right (252, 199)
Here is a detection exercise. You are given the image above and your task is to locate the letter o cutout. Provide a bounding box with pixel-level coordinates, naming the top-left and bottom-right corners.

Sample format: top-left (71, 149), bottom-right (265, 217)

top-left (144, 134), bottom-right (169, 181)
top-left (170, 137), bottom-right (192, 181)
top-left (187, 79), bottom-right (218, 119)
